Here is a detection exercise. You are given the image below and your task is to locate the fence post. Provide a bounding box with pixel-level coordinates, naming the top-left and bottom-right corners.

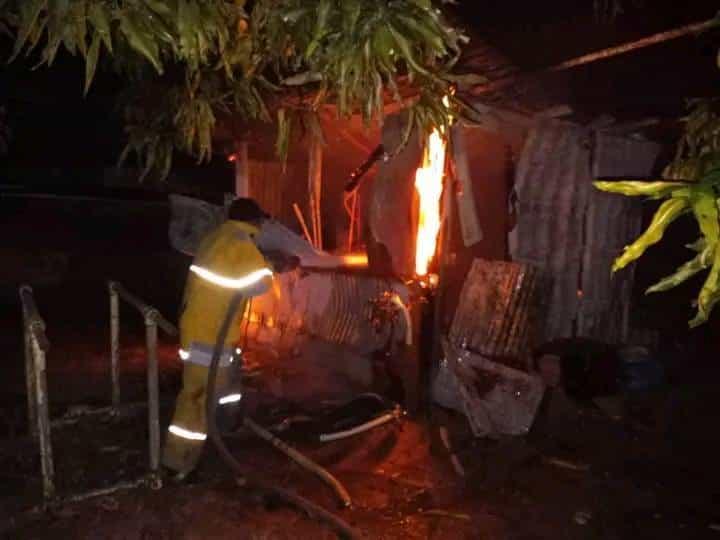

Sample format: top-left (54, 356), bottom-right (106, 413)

top-left (109, 283), bottom-right (120, 409)
top-left (23, 322), bottom-right (38, 439)
top-left (144, 311), bottom-right (160, 473)
top-left (31, 334), bottom-right (55, 500)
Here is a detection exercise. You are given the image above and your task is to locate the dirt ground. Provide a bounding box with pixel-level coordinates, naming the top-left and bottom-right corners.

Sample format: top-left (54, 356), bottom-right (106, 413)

top-left (2, 197), bottom-right (720, 539)
top-left (4, 381), bottom-right (720, 540)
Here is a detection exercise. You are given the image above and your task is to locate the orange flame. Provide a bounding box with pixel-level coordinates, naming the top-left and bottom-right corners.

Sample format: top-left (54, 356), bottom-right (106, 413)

top-left (414, 122), bottom-right (448, 277)
top-left (341, 253), bottom-right (369, 267)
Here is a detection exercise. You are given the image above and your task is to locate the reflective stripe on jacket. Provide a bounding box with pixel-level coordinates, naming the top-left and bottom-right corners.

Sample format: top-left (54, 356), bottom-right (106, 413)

top-left (179, 220), bottom-right (271, 349)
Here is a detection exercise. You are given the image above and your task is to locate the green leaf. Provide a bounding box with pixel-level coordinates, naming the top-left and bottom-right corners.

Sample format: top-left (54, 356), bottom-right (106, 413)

top-left (386, 23), bottom-right (430, 77)
top-left (83, 31), bottom-right (101, 95)
top-left (689, 184), bottom-right (719, 245)
top-left (276, 107), bottom-right (291, 168)
top-left (11, 0), bottom-right (47, 60)
top-left (690, 243), bottom-right (720, 327)
top-left (687, 238), bottom-right (707, 252)
top-left (594, 180), bottom-right (689, 198)
top-left (118, 11), bottom-right (163, 74)
top-left (72, 1), bottom-right (88, 57)
top-left (646, 245), bottom-right (714, 294)
top-left (87, 2), bottom-right (112, 53)
top-left (612, 197), bottom-right (691, 273)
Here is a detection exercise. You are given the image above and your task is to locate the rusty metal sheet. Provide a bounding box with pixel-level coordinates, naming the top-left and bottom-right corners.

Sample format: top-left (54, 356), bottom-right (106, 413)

top-left (582, 133), bottom-right (660, 343)
top-left (246, 270), bottom-right (409, 355)
top-left (509, 122), bottom-right (660, 345)
top-left (449, 259), bottom-right (541, 371)
top-left (435, 338), bottom-right (545, 438)
top-left (509, 121), bottom-right (591, 343)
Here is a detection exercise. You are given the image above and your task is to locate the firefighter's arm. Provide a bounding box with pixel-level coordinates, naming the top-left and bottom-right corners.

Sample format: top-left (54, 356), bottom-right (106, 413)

top-left (261, 249), bottom-right (301, 274)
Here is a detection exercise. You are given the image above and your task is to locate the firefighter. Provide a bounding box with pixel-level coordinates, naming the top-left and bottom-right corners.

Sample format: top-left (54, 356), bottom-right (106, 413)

top-left (162, 198), bottom-right (273, 477)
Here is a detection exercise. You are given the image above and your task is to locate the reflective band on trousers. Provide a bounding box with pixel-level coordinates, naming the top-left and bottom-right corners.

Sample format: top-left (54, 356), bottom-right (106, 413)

top-left (178, 343), bottom-right (235, 368)
top-left (168, 425), bottom-right (207, 441)
top-left (189, 265), bottom-right (273, 290)
top-left (219, 393), bottom-right (242, 405)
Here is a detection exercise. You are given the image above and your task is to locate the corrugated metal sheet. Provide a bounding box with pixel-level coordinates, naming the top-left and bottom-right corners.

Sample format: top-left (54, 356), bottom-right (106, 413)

top-left (311, 273), bottom-right (399, 350)
top-left (510, 122), bottom-right (660, 344)
top-left (435, 338), bottom-right (546, 437)
top-left (449, 259), bottom-right (541, 371)
top-left (246, 270), bottom-right (409, 354)
top-left (509, 121), bottom-right (591, 341)
top-left (581, 134), bottom-right (661, 342)
top-left (248, 160), bottom-right (303, 227)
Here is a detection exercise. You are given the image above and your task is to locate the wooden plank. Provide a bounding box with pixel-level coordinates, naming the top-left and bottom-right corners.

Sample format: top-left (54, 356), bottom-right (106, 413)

top-left (234, 142), bottom-right (250, 197)
top-left (451, 126), bottom-right (483, 247)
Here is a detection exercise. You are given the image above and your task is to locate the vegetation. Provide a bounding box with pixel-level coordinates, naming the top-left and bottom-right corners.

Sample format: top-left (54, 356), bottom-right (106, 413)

top-left (595, 98), bottom-right (720, 327)
top-left (1, 0), bottom-right (468, 179)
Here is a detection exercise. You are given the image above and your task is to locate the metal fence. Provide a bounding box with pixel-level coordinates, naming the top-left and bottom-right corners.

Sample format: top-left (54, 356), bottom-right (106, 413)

top-left (20, 282), bottom-right (178, 504)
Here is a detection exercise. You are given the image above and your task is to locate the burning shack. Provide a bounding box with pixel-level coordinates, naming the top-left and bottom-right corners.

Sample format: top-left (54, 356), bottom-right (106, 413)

top-left (167, 36), bottom-right (662, 437)
top-left (7, 2), bottom-right (720, 537)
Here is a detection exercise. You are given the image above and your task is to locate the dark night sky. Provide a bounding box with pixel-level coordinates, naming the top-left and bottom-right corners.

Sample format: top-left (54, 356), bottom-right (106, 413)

top-left (0, 44), bottom-right (123, 183)
top-left (1, 1), bottom-right (718, 191)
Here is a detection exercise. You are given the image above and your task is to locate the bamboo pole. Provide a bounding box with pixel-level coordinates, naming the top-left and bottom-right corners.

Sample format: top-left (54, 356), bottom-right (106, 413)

top-left (309, 194), bottom-right (318, 248)
top-left (471, 18), bottom-right (719, 97)
top-left (292, 202), bottom-right (313, 245)
top-left (549, 19), bottom-right (718, 72)
top-left (308, 137), bottom-right (323, 250)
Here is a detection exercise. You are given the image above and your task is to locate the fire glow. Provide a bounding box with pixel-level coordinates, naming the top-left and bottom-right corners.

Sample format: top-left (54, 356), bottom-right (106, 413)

top-left (414, 121), bottom-right (448, 277)
top-left (341, 253), bottom-right (369, 267)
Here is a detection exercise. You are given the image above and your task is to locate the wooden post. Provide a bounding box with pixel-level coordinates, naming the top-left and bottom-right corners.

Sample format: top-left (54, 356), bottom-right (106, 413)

top-left (427, 153), bottom-right (456, 410)
top-left (308, 137), bottom-right (323, 250)
top-left (144, 312), bottom-right (160, 473)
top-left (109, 284), bottom-right (120, 409)
top-left (234, 141), bottom-right (250, 198)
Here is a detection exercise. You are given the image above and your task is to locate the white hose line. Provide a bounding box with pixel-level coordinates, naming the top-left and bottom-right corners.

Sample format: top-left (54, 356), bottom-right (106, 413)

top-left (319, 408), bottom-right (403, 443)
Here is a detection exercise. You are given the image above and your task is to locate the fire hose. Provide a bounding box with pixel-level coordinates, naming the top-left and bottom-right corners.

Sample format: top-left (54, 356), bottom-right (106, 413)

top-left (204, 293), bottom-right (359, 540)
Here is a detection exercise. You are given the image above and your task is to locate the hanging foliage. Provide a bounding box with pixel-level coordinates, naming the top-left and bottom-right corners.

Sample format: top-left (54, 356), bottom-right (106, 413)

top-left (595, 98), bottom-right (720, 327)
top-left (2, 0), bottom-right (467, 179)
